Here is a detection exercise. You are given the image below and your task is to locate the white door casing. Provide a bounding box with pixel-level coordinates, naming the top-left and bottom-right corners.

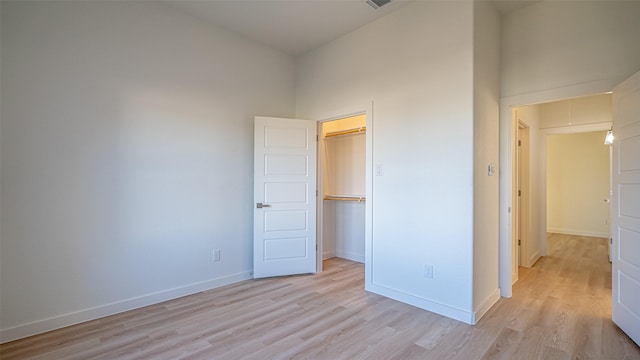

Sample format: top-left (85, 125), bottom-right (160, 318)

top-left (611, 70), bottom-right (640, 346)
top-left (253, 116), bottom-right (317, 278)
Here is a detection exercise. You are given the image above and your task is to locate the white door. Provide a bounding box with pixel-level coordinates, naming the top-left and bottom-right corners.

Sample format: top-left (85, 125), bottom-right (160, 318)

top-left (253, 116), bottom-right (317, 278)
top-left (611, 70), bottom-right (640, 346)
top-left (518, 124), bottom-right (530, 268)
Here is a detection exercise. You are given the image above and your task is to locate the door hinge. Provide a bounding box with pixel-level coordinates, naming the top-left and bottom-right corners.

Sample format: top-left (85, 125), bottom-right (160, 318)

top-left (518, 140), bottom-right (521, 146)
top-left (316, 134), bottom-right (319, 141)
top-left (316, 189), bottom-right (318, 196)
top-left (518, 190), bottom-right (521, 196)
top-left (518, 240), bottom-right (521, 246)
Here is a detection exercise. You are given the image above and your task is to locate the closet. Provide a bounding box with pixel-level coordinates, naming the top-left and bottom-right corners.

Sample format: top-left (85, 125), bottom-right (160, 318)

top-left (320, 114), bottom-right (366, 263)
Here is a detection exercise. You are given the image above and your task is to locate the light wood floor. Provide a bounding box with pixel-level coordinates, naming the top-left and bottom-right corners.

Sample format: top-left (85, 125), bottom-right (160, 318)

top-left (2, 233), bottom-right (639, 359)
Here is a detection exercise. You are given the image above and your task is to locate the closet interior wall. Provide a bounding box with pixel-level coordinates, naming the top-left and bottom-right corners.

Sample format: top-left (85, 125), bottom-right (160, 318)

top-left (321, 115), bottom-right (366, 263)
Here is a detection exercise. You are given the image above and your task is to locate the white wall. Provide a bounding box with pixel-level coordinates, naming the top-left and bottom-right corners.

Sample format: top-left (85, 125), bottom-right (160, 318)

top-left (334, 201), bottom-right (365, 262)
top-left (297, 2), bottom-right (477, 323)
top-left (0, 1), bottom-right (295, 342)
top-left (547, 131), bottom-right (610, 238)
top-left (502, 1), bottom-right (640, 97)
top-left (472, 1), bottom-right (501, 320)
top-left (499, 0), bottom-right (640, 295)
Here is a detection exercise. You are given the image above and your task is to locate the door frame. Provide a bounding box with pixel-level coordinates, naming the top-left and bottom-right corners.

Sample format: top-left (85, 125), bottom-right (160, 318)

top-left (515, 120), bottom-right (530, 278)
top-left (499, 80), bottom-right (617, 297)
top-left (312, 104), bottom-right (373, 274)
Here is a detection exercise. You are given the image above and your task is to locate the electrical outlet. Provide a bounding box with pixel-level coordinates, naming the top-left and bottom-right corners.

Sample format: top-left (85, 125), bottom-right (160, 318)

top-left (213, 249), bottom-right (221, 262)
top-left (424, 264), bottom-right (434, 279)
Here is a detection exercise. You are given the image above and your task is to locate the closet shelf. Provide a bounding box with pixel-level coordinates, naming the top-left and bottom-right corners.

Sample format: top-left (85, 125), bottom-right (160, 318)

top-left (324, 195), bottom-right (366, 202)
top-left (324, 126), bottom-right (366, 138)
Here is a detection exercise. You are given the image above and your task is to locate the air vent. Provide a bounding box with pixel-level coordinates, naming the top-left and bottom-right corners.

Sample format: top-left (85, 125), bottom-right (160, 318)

top-left (366, 0), bottom-right (391, 10)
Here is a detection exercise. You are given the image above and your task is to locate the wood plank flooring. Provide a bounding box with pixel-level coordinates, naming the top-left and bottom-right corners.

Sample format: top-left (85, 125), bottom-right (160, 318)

top-left (2, 233), bottom-right (639, 359)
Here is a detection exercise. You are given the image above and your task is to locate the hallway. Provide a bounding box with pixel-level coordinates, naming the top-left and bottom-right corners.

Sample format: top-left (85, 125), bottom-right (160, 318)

top-left (506, 233), bottom-right (638, 358)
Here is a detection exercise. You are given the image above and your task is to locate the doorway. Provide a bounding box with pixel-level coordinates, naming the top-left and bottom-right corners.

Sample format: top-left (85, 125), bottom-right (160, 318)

top-left (507, 94), bottom-right (613, 289)
top-left (317, 114), bottom-right (367, 273)
top-left (253, 111), bottom-right (370, 278)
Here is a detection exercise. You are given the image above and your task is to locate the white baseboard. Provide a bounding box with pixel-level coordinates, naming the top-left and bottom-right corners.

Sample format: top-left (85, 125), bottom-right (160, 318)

top-left (473, 288), bottom-right (501, 324)
top-left (547, 228), bottom-right (609, 238)
top-left (336, 250), bottom-right (364, 263)
top-left (0, 270), bottom-right (252, 344)
top-left (527, 251), bottom-right (541, 267)
top-left (365, 282), bottom-right (474, 324)
top-left (323, 250), bottom-right (336, 260)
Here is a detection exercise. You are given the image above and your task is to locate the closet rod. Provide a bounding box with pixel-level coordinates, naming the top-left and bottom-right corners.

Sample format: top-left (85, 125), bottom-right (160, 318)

top-left (324, 126), bottom-right (366, 138)
top-left (324, 195), bottom-right (366, 202)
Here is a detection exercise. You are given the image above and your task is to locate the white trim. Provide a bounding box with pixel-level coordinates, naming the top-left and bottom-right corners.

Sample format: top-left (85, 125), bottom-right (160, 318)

top-left (527, 252), bottom-right (541, 268)
top-left (317, 121), bottom-right (325, 273)
top-left (323, 250), bottom-right (336, 260)
top-left (502, 79), bottom-right (617, 109)
top-left (547, 228), bottom-right (610, 239)
top-left (0, 271), bottom-right (252, 344)
top-left (336, 251), bottom-right (365, 263)
top-left (499, 105), bottom-right (515, 297)
top-left (365, 101), bottom-right (374, 300)
top-left (367, 282), bottom-right (474, 324)
top-left (540, 122), bottom-right (612, 135)
top-left (473, 288), bottom-right (501, 324)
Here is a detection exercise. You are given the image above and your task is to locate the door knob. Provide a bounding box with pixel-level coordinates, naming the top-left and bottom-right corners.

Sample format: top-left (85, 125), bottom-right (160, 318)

top-left (256, 203), bottom-right (271, 208)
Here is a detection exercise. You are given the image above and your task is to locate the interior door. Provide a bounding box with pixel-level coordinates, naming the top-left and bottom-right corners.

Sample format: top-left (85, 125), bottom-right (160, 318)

top-left (611, 70), bottom-right (640, 345)
top-left (516, 125), bottom-right (522, 269)
top-left (518, 123), bottom-right (530, 267)
top-left (253, 116), bottom-right (317, 278)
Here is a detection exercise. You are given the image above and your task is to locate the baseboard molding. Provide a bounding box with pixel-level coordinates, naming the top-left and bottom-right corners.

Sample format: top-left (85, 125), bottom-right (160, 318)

top-left (0, 270), bottom-right (252, 344)
top-left (547, 228), bottom-right (609, 239)
top-left (527, 251), bottom-right (541, 267)
top-left (473, 288), bottom-right (501, 324)
top-left (365, 282), bottom-right (474, 324)
top-left (323, 250), bottom-right (336, 260)
top-left (336, 250), bottom-right (364, 263)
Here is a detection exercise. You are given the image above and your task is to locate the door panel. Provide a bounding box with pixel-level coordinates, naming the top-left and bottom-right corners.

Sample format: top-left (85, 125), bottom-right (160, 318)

top-left (254, 116), bottom-right (317, 278)
top-left (611, 70), bottom-right (640, 346)
top-left (265, 155), bottom-right (308, 175)
top-left (264, 238), bottom-right (308, 260)
top-left (264, 211), bottom-right (308, 232)
top-left (264, 182), bottom-right (308, 203)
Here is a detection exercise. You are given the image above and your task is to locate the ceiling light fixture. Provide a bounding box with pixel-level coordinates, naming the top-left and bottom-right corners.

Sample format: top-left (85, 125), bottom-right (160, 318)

top-left (366, 0), bottom-right (392, 10)
top-left (604, 128), bottom-right (614, 145)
